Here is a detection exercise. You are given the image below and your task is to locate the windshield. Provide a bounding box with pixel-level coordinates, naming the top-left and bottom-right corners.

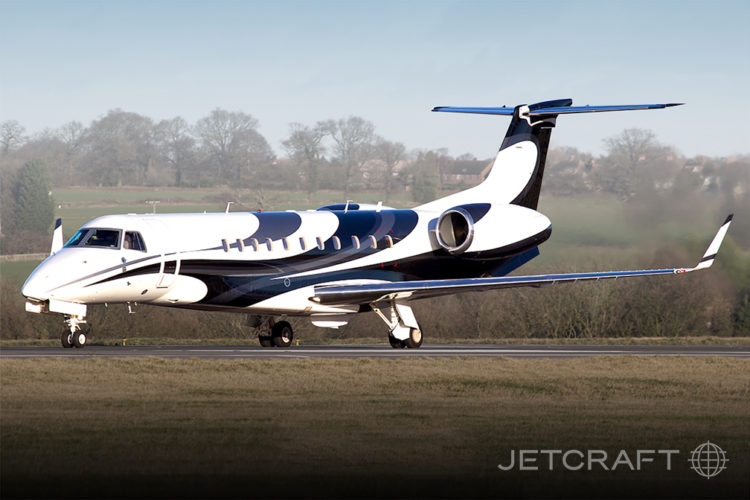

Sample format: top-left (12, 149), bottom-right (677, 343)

top-left (83, 229), bottom-right (121, 249)
top-left (64, 229), bottom-right (90, 247)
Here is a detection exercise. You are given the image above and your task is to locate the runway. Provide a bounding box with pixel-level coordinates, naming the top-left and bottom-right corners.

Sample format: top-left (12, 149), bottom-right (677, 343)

top-left (1, 344), bottom-right (749, 359)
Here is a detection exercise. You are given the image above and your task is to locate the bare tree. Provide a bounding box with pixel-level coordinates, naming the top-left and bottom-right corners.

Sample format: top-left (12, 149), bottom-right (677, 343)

top-left (374, 137), bottom-right (405, 202)
top-left (1, 120), bottom-right (26, 155)
top-left (83, 110), bottom-right (156, 186)
top-left (195, 108), bottom-right (273, 186)
top-left (57, 121), bottom-right (85, 151)
top-left (155, 117), bottom-right (196, 187)
top-left (600, 128), bottom-right (673, 199)
top-left (323, 116), bottom-right (375, 197)
top-left (282, 122), bottom-right (327, 200)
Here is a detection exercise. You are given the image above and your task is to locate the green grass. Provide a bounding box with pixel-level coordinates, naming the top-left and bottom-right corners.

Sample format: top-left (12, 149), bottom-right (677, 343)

top-left (44, 187), bottom-right (730, 263)
top-left (2, 357), bottom-right (748, 498)
top-left (0, 260), bottom-right (42, 286)
top-left (53, 187), bottom-right (217, 204)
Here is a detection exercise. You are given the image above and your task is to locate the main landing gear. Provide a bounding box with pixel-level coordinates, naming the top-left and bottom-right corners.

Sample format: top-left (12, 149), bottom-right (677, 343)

top-left (373, 300), bottom-right (423, 349)
top-left (61, 316), bottom-right (88, 348)
top-left (254, 317), bottom-right (294, 348)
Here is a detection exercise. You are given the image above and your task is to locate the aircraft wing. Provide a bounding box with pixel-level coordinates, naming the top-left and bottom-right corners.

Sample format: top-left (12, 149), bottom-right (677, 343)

top-left (311, 215), bottom-right (733, 307)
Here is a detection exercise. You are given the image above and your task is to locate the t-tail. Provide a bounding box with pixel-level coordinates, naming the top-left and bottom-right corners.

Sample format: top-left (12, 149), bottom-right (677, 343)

top-left (432, 99), bottom-right (683, 209)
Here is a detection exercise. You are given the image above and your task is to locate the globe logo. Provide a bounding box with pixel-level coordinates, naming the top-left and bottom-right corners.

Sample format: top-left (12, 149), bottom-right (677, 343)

top-left (688, 441), bottom-right (728, 479)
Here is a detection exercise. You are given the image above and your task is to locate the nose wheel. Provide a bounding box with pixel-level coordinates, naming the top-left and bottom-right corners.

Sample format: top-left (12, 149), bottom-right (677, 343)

top-left (61, 331), bottom-right (74, 348)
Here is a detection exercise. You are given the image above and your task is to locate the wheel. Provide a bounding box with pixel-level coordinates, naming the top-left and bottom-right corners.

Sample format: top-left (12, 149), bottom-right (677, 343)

top-left (388, 335), bottom-right (405, 349)
top-left (61, 331), bottom-right (74, 348)
top-left (271, 321), bottom-right (293, 348)
top-left (72, 330), bottom-right (87, 348)
top-left (258, 335), bottom-right (273, 348)
top-left (403, 326), bottom-right (423, 349)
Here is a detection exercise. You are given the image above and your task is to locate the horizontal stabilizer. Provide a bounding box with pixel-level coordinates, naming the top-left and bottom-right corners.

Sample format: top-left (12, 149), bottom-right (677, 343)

top-left (432, 103), bottom-right (683, 116)
top-left (312, 215), bottom-right (731, 306)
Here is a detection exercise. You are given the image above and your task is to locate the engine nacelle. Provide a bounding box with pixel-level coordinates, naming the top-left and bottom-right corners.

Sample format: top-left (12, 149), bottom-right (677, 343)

top-left (435, 207), bottom-right (474, 255)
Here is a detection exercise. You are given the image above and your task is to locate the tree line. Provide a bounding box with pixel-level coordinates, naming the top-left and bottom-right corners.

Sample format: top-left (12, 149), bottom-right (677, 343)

top-left (2, 111), bottom-right (748, 248)
top-left (0, 110), bottom-right (414, 199)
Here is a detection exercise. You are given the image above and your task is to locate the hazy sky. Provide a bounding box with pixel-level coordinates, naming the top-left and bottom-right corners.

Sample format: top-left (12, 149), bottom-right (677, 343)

top-left (1, 0), bottom-right (749, 159)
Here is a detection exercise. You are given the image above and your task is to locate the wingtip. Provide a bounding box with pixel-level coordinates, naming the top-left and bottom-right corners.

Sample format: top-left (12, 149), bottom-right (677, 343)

top-left (724, 213), bottom-right (734, 225)
top-left (665, 103), bottom-right (685, 107)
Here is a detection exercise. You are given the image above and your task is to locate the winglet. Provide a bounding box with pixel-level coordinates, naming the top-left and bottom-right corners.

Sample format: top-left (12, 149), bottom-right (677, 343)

top-left (690, 214), bottom-right (733, 271)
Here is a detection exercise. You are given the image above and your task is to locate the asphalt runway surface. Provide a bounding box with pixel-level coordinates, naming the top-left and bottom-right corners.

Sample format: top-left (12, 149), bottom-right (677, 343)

top-left (2, 344), bottom-right (749, 359)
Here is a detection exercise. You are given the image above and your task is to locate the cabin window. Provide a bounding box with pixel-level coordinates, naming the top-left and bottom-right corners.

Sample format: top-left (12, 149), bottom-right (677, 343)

top-left (369, 235), bottom-right (377, 249)
top-left (250, 238), bottom-right (259, 251)
top-left (299, 237), bottom-right (307, 251)
top-left (351, 235), bottom-right (360, 249)
top-left (332, 236), bottom-right (341, 250)
top-left (282, 237), bottom-right (289, 250)
top-left (123, 231), bottom-right (147, 252)
top-left (65, 229), bottom-right (90, 247)
top-left (221, 239), bottom-right (229, 252)
top-left (84, 229), bottom-right (121, 249)
top-left (316, 237), bottom-right (324, 250)
top-left (236, 239), bottom-right (244, 252)
top-left (377, 235), bottom-right (394, 250)
top-left (266, 238), bottom-right (273, 251)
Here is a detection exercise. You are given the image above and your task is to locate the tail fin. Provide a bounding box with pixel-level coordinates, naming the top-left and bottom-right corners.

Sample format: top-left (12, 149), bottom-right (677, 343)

top-left (50, 218), bottom-right (63, 256)
top-left (432, 100), bottom-right (683, 210)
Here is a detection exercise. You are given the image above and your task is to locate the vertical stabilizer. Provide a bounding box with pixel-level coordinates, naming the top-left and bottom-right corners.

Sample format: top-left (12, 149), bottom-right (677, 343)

top-left (492, 99), bottom-right (571, 209)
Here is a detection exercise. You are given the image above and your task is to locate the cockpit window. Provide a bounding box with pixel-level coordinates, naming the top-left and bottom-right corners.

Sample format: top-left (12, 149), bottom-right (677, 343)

top-left (123, 231), bottom-right (147, 252)
top-left (83, 229), bottom-right (121, 249)
top-left (64, 229), bottom-right (90, 247)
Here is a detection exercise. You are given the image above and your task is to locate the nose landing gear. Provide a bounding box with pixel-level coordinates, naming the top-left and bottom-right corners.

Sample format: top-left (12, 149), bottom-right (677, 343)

top-left (62, 316), bottom-right (88, 349)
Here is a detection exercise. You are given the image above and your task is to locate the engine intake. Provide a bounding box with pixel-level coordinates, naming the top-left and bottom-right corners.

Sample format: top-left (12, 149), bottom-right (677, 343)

top-left (436, 207), bottom-right (474, 255)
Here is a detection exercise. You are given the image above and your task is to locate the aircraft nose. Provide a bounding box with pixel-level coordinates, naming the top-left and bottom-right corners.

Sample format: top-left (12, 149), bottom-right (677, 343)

top-left (22, 265), bottom-right (51, 301)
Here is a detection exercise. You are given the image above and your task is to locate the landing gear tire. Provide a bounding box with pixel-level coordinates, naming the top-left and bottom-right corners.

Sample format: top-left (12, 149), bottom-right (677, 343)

top-left (271, 321), bottom-right (293, 348)
top-left (72, 330), bottom-right (87, 348)
top-left (403, 326), bottom-right (423, 349)
top-left (61, 331), bottom-right (74, 348)
top-left (388, 335), bottom-right (405, 349)
top-left (258, 335), bottom-right (273, 348)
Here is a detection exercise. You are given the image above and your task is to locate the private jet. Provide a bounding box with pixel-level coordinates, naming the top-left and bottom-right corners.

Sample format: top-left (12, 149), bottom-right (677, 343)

top-left (22, 99), bottom-right (733, 348)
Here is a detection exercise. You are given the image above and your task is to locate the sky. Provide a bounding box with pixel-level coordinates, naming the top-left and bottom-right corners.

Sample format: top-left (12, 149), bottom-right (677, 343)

top-left (1, 0), bottom-right (749, 159)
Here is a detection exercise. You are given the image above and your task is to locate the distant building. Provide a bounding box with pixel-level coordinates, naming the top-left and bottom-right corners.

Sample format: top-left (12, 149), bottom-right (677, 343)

top-left (441, 159), bottom-right (492, 186)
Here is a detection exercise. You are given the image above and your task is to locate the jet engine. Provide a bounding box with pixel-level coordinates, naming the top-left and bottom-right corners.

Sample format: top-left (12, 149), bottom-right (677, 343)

top-left (435, 207), bottom-right (474, 255)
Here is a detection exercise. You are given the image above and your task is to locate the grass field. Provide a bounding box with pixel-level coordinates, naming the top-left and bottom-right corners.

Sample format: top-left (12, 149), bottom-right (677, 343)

top-left (8, 187), bottom-right (733, 272)
top-left (1, 357), bottom-right (748, 499)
